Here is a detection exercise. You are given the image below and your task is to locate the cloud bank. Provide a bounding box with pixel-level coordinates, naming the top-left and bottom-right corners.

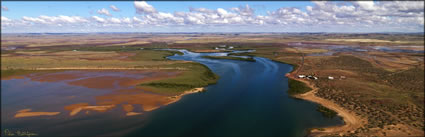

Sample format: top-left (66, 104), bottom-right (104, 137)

top-left (1, 1), bottom-right (424, 32)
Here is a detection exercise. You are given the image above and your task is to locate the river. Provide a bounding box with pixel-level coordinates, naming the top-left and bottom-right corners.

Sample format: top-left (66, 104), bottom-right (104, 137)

top-left (1, 49), bottom-right (343, 137)
top-left (125, 49), bottom-right (343, 136)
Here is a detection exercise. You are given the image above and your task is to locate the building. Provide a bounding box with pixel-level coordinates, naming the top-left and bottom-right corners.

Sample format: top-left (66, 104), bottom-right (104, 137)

top-left (328, 76), bottom-right (334, 80)
top-left (307, 75), bottom-right (318, 80)
top-left (298, 75), bottom-right (306, 78)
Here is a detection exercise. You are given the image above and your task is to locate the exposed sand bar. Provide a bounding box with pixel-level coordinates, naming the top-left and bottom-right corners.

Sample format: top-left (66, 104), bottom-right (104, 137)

top-left (14, 109), bottom-right (61, 118)
top-left (165, 88), bottom-right (205, 106)
top-left (64, 103), bottom-right (116, 116)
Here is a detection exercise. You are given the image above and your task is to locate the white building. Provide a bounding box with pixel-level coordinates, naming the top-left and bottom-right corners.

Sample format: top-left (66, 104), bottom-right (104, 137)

top-left (298, 75), bottom-right (306, 78)
top-left (328, 76), bottom-right (334, 80)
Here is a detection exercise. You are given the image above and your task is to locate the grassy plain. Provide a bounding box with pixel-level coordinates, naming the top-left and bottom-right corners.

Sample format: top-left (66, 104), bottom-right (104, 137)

top-left (168, 33), bottom-right (424, 136)
top-left (1, 43), bottom-right (217, 95)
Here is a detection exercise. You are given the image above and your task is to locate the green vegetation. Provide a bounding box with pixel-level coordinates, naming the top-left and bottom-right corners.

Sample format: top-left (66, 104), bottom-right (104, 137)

top-left (1, 69), bottom-right (37, 78)
top-left (129, 50), bottom-right (183, 61)
top-left (139, 62), bottom-right (219, 94)
top-left (1, 49), bottom-right (185, 70)
top-left (287, 79), bottom-right (312, 95)
top-left (201, 56), bottom-right (256, 62)
top-left (309, 55), bottom-right (424, 133)
top-left (1, 69), bottom-right (59, 78)
top-left (317, 105), bottom-right (338, 118)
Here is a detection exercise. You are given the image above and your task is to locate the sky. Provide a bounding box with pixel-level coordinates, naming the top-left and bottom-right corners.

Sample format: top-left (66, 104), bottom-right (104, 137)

top-left (1, 1), bottom-right (424, 33)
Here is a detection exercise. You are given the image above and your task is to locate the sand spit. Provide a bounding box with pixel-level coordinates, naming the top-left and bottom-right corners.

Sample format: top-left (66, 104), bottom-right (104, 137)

top-left (64, 103), bottom-right (116, 116)
top-left (14, 109), bottom-right (60, 118)
top-left (165, 88), bottom-right (205, 106)
top-left (122, 104), bottom-right (143, 116)
top-left (126, 112), bottom-right (143, 116)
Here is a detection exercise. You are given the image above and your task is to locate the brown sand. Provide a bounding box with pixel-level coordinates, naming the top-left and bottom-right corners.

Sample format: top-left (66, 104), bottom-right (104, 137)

top-left (126, 112), bottom-right (143, 116)
top-left (95, 91), bottom-right (172, 112)
top-left (122, 104), bottom-right (134, 112)
top-left (1, 75), bottom-right (26, 80)
top-left (164, 88), bottom-right (205, 106)
top-left (68, 76), bottom-right (129, 89)
top-left (122, 104), bottom-right (143, 116)
top-left (14, 109), bottom-right (60, 118)
top-left (12, 70), bottom-right (201, 117)
top-left (96, 88), bottom-right (204, 112)
top-left (64, 103), bottom-right (116, 116)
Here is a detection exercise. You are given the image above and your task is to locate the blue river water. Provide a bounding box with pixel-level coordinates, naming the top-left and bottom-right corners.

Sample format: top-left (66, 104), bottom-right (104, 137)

top-left (1, 49), bottom-right (343, 137)
top-left (125, 50), bottom-right (343, 137)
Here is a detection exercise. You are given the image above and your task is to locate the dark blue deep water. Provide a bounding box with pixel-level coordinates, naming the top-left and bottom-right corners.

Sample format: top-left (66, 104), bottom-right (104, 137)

top-left (1, 50), bottom-right (343, 137)
top-left (126, 50), bottom-right (343, 137)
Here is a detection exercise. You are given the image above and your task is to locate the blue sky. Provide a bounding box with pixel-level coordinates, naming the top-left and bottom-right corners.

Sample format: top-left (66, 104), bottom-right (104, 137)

top-left (1, 1), bottom-right (423, 33)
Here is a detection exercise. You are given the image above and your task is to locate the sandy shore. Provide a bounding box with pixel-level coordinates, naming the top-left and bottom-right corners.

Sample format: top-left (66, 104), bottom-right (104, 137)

top-left (118, 87), bottom-right (205, 112)
top-left (286, 73), bottom-right (364, 136)
top-left (165, 88), bottom-right (205, 106)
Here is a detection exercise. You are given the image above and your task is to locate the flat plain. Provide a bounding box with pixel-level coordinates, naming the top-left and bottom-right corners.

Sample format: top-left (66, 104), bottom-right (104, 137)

top-left (1, 33), bottom-right (424, 136)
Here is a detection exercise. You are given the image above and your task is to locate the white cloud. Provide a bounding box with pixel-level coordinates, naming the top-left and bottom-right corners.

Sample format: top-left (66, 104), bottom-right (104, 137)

top-left (109, 5), bottom-right (120, 12)
top-left (109, 17), bottom-right (121, 23)
top-left (22, 16), bottom-right (48, 24)
top-left (122, 17), bottom-right (131, 23)
top-left (2, 1), bottom-right (424, 33)
top-left (353, 1), bottom-right (376, 11)
top-left (97, 8), bottom-right (111, 16)
top-left (189, 7), bottom-right (214, 13)
top-left (2, 16), bottom-right (11, 22)
top-left (133, 16), bottom-right (142, 23)
top-left (216, 8), bottom-right (228, 17)
top-left (134, 1), bottom-right (157, 14)
top-left (231, 5), bottom-right (254, 16)
top-left (21, 15), bottom-right (89, 25)
top-left (92, 16), bottom-right (106, 23)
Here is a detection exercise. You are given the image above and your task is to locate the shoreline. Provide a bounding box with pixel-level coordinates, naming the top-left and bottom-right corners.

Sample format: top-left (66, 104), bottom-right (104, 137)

top-left (286, 73), bottom-right (364, 136)
top-left (164, 87), bottom-right (205, 106)
top-left (139, 87), bottom-right (206, 112)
